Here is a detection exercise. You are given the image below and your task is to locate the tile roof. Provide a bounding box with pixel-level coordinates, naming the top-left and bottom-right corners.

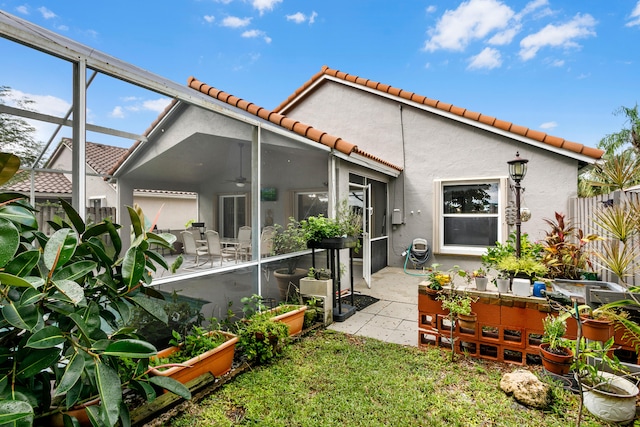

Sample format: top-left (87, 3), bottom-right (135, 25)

top-left (273, 65), bottom-right (604, 161)
top-left (61, 138), bottom-right (128, 175)
top-left (185, 77), bottom-right (403, 172)
top-left (3, 170), bottom-right (71, 194)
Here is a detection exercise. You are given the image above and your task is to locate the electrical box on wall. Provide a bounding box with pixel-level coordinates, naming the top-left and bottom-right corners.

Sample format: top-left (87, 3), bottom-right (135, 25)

top-left (392, 208), bottom-right (403, 225)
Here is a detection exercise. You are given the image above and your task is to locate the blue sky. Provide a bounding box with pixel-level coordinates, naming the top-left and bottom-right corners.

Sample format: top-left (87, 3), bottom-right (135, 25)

top-left (1, 0), bottom-right (639, 150)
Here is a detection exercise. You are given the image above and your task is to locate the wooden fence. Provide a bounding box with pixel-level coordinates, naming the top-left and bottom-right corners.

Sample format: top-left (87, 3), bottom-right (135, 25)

top-left (36, 204), bottom-right (116, 235)
top-left (570, 190), bottom-right (640, 286)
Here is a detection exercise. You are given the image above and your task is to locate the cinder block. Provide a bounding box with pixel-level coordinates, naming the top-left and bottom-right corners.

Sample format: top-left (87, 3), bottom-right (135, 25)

top-left (300, 277), bottom-right (332, 299)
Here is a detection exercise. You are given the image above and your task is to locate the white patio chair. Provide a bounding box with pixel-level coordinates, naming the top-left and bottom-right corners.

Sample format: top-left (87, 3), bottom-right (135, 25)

top-left (205, 230), bottom-right (236, 267)
top-left (260, 226), bottom-right (276, 258)
top-left (181, 230), bottom-right (209, 266)
top-left (236, 226), bottom-right (252, 262)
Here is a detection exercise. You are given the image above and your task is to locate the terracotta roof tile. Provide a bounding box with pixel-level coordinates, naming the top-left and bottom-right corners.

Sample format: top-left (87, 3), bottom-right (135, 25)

top-left (61, 138), bottom-right (128, 175)
top-left (3, 170), bottom-right (71, 194)
top-left (186, 76), bottom-right (400, 171)
top-left (273, 66), bottom-right (604, 161)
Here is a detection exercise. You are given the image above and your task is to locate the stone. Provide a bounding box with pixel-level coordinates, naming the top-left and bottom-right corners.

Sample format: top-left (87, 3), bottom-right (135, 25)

top-left (500, 369), bottom-right (551, 409)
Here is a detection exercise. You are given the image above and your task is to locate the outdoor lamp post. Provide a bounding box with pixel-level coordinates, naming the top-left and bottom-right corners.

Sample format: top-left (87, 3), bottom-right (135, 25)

top-left (507, 152), bottom-right (529, 258)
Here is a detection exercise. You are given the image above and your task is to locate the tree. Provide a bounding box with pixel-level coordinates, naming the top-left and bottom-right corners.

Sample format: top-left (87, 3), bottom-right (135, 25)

top-left (0, 86), bottom-right (44, 167)
top-left (579, 105), bottom-right (640, 197)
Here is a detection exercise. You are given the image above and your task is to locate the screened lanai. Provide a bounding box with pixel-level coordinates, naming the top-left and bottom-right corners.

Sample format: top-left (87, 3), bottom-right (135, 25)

top-left (0, 10), bottom-right (399, 319)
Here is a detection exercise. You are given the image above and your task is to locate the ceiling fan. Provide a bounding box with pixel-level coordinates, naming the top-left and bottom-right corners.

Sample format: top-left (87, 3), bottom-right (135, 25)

top-left (226, 142), bottom-right (250, 187)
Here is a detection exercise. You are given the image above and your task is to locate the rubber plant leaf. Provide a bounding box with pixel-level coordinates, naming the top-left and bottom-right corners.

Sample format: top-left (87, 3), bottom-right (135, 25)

top-left (4, 250), bottom-right (40, 277)
top-left (19, 287), bottom-right (43, 305)
top-left (95, 361), bottom-right (122, 427)
top-left (52, 279), bottom-right (85, 306)
top-left (16, 348), bottom-right (60, 379)
top-left (59, 199), bottom-right (86, 235)
top-left (0, 204), bottom-right (38, 230)
top-left (127, 206), bottom-right (144, 240)
top-left (122, 246), bottom-right (145, 289)
top-left (128, 294), bottom-right (168, 325)
top-left (102, 339), bottom-right (157, 358)
top-left (44, 229), bottom-right (78, 271)
top-left (0, 272), bottom-right (36, 289)
top-left (148, 376), bottom-right (192, 400)
top-left (26, 325), bottom-right (65, 349)
top-left (0, 400), bottom-right (33, 426)
top-left (2, 301), bottom-right (40, 331)
top-left (53, 260), bottom-right (97, 282)
top-left (54, 351), bottom-right (85, 397)
top-left (129, 380), bottom-right (156, 402)
top-left (0, 217), bottom-right (20, 268)
top-left (0, 153), bottom-right (20, 186)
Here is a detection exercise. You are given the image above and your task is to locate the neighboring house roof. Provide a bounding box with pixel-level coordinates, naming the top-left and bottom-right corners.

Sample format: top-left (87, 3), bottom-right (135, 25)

top-left (185, 77), bottom-right (403, 172)
top-left (4, 170), bottom-right (71, 195)
top-left (273, 65), bottom-right (604, 162)
top-left (53, 138), bottom-right (129, 176)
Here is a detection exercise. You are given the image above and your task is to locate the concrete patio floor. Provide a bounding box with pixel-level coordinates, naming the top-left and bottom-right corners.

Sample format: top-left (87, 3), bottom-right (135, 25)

top-left (328, 266), bottom-right (426, 347)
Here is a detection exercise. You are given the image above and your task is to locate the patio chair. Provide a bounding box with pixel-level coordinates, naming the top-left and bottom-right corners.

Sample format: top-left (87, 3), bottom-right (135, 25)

top-left (260, 226), bottom-right (276, 258)
top-left (181, 231), bottom-right (209, 266)
top-left (205, 230), bottom-right (236, 267)
top-left (236, 226), bottom-right (252, 262)
top-left (190, 222), bottom-right (206, 240)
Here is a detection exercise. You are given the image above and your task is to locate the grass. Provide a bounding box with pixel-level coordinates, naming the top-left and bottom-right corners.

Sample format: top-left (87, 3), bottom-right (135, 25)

top-left (168, 330), bottom-right (614, 426)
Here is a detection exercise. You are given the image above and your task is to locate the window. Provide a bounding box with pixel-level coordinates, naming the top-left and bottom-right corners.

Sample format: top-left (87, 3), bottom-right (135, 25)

top-left (295, 192), bottom-right (328, 221)
top-left (433, 178), bottom-right (507, 255)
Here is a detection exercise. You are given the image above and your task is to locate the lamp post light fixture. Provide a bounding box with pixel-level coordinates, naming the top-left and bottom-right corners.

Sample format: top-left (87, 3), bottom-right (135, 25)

top-left (507, 152), bottom-right (529, 258)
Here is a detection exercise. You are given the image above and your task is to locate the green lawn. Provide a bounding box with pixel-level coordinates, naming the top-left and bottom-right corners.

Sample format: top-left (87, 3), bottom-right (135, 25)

top-left (167, 330), bottom-right (614, 426)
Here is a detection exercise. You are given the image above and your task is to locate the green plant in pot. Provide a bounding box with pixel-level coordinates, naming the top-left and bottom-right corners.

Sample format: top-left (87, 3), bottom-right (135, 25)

top-left (271, 218), bottom-right (308, 301)
top-left (300, 200), bottom-right (362, 250)
top-left (497, 254), bottom-right (548, 282)
top-left (539, 314), bottom-right (573, 375)
top-left (0, 153), bottom-right (190, 426)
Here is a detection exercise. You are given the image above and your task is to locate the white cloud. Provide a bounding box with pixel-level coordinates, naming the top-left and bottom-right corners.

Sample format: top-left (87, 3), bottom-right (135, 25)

top-left (424, 0), bottom-right (515, 52)
top-left (519, 13), bottom-right (596, 60)
top-left (626, 1), bottom-right (640, 27)
top-left (6, 89), bottom-right (71, 144)
top-left (488, 25), bottom-right (520, 45)
top-left (37, 7), bottom-right (56, 19)
top-left (539, 121), bottom-right (557, 130)
top-left (252, 0), bottom-right (282, 15)
top-left (142, 98), bottom-right (171, 113)
top-left (549, 59), bottom-right (564, 67)
top-left (286, 12), bottom-right (306, 24)
top-left (241, 29), bottom-right (271, 43)
top-left (286, 11), bottom-right (317, 24)
top-left (516, 0), bottom-right (548, 20)
top-left (110, 106), bottom-right (125, 118)
top-left (214, 0), bottom-right (233, 3)
top-left (222, 16), bottom-right (252, 28)
top-left (16, 5), bottom-right (28, 15)
top-left (467, 47), bottom-right (502, 69)
top-left (204, 15), bottom-right (215, 24)
top-left (426, 5), bottom-right (437, 14)
top-left (57, 25), bottom-right (69, 31)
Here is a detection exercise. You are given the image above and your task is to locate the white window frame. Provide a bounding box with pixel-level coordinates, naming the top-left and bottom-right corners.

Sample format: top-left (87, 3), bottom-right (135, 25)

top-left (433, 177), bottom-right (508, 256)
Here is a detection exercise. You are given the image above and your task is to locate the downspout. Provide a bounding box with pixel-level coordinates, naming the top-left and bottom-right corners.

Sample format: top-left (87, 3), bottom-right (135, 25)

top-left (399, 104), bottom-right (406, 224)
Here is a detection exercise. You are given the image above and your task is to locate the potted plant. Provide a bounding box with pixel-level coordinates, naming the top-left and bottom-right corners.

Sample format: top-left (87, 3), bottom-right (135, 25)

top-left (0, 153), bottom-right (189, 426)
top-left (424, 263), bottom-right (452, 298)
top-left (472, 268), bottom-right (488, 291)
top-left (148, 326), bottom-right (238, 385)
top-left (301, 200), bottom-right (362, 250)
top-left (540, 212), bottom-right (600, 280)
top-left (237, 316), bottom-right (289, 364)
top-left (271, 218), bottom-right (308, 300)
top-left (539, 314), bottom-right (573, 375)
top-left (570, 336), bottom-right (639, 424)
top-left (577, 306), bottom-right (623, 342)
top-left (497, 254), bottom-right (548, 282)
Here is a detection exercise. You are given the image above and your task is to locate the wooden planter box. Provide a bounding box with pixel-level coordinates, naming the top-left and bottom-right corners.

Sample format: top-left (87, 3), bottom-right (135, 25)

top-left (148, 331), bottom-right (238, 385)
top-left (267, 305), bottom-right (308, 336)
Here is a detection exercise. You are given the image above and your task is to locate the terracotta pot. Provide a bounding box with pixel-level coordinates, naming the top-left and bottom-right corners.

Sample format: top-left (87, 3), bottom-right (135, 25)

top-left (424, 287), bottom-right (442, 300)
top-left (580, 316), bottom-right (614, 342)
top-left (45, 398), bottom-right (100, 427)
top-left (539, 343), bottom-right (573, 375)
top-left (148, 331), bottom-right (238, 385)
top-left (267, 305), bottom-right (308, 336)
top-left (458, 312), bottom-right (477, 331)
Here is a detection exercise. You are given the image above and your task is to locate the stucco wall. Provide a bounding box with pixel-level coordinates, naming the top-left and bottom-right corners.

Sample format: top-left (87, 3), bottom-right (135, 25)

top-left (285, 82), bottom-right (580, 271)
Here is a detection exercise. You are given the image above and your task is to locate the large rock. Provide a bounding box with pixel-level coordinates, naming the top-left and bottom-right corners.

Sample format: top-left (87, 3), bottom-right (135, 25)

top-left (500, 369), bottom-right (551, 409)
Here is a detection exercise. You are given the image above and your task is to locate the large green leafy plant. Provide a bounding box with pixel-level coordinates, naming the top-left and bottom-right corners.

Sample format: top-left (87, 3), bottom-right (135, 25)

top-left (0, 153), bottom-right (190, 426)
